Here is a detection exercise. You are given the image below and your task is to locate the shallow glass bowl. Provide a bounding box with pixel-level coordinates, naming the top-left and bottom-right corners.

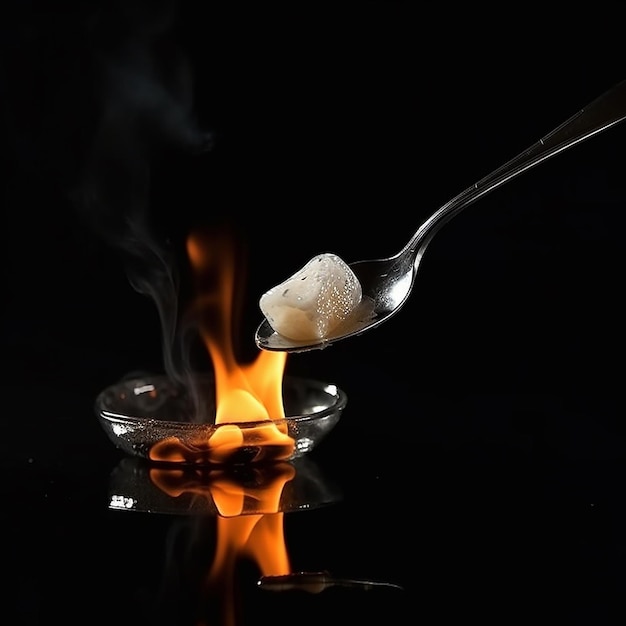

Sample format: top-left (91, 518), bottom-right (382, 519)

top-left (95, 373), bottom-right (346, 466)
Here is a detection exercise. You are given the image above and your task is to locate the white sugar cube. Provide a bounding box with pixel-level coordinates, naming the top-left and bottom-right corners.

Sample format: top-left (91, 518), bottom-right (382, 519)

top-left (259, 253), bottom-right (362, 342)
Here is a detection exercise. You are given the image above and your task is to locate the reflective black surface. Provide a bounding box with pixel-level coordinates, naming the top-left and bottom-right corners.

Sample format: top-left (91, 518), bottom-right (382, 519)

top-left (2, 3), bottom-right (625, 625)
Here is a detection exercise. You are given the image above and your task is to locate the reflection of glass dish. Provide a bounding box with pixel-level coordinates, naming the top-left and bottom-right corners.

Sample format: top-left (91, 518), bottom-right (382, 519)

top-left (96, 374), bottom-right (346, 465)
top-left (108, 456), bottom-right (343, 516)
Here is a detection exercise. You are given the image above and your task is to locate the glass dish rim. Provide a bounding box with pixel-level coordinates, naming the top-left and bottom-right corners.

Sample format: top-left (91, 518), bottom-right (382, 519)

top-left (95, 372), bottom-right (348, 429)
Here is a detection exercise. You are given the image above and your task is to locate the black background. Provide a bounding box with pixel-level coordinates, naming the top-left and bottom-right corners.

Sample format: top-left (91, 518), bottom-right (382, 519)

top-left (1, 3), bottom-right (626, 625)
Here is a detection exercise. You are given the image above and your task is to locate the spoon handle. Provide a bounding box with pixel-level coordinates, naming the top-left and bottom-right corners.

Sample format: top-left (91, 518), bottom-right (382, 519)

top-left (407, 80), bottom-right (626, 255)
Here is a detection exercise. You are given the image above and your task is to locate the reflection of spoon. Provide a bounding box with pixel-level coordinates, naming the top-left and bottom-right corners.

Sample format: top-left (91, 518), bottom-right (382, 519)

top-left (257, 571), bottom-right (404, 593)
top-left (256, 80), bottom-right (626, 353)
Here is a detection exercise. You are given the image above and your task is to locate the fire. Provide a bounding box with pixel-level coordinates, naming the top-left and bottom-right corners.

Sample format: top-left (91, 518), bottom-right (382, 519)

top-left (146, 228), bottom-right (297, 624)
top-left (149, 227), bottom-right (295, 464)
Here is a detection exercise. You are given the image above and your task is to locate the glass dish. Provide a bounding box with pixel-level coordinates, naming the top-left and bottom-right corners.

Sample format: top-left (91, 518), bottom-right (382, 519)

top-left (95, 373), bottom-right (346, 466)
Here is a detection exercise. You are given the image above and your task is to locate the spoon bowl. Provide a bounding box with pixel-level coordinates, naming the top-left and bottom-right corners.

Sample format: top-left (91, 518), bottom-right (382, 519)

top-left (256, 80), bottom-right (626, 352)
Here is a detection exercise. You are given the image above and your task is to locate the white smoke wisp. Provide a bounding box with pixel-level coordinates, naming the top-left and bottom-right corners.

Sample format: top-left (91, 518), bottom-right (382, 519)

top-left (70, 1), bottom-right (213, 387)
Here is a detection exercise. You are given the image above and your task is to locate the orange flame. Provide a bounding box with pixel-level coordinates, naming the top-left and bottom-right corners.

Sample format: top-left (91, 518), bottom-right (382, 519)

top-left (149, 227), bottom-right (295, 464)
top-left (149, 227), bottom-right (297, 625)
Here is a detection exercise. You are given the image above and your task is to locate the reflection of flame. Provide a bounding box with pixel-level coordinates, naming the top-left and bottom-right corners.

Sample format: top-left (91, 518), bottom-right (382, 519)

top-left (149, 462), bottom-right (297, 517)
top-left (108, 456), bottom-right (343, 515)
top-left (149, 227), bottom-right (294, 465)
top-left (152, 462), bottom-right (294, 626)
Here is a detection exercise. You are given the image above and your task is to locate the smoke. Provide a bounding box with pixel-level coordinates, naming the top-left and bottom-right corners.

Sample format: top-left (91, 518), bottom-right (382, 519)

top-left (62, 1), bottom-right (212, 383)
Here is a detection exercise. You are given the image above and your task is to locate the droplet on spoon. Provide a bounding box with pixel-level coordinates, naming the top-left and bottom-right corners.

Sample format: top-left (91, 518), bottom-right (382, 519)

top-left (259, 253), bottom-right (363, 342)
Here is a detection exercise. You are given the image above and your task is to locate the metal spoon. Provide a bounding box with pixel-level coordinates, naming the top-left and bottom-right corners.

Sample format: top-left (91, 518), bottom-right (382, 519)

top-left (256, 80), bottom-right (626, 353)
